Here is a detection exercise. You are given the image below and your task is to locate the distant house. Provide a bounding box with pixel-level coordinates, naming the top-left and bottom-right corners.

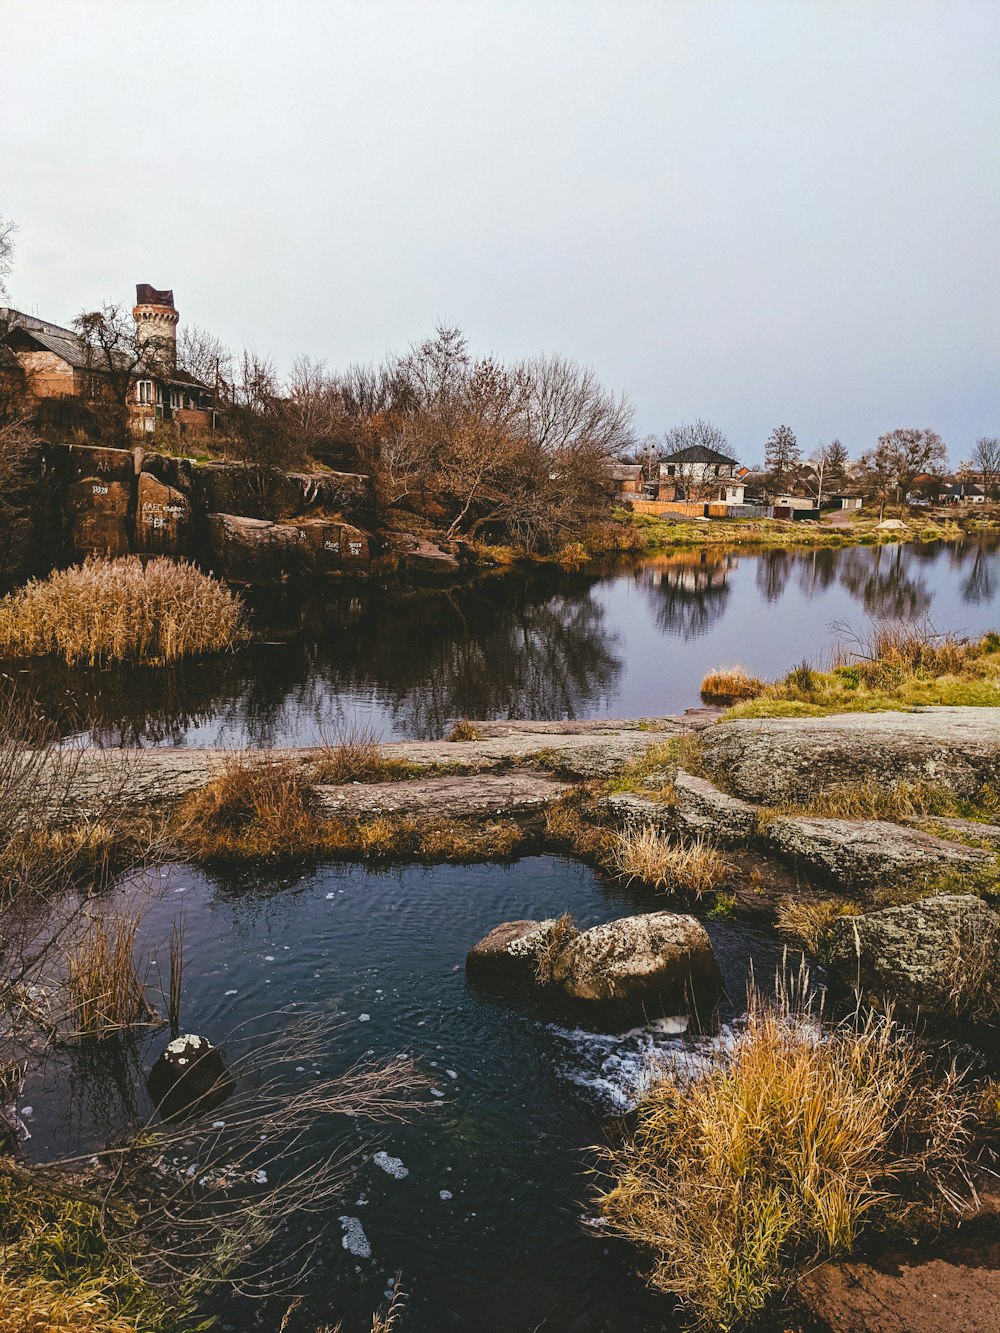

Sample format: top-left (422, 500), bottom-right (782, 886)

top-left (825, 493), bottom-right (863, 511)
top-left (0, 284), bottom-right (215, 435)
top-left (610, 462), bottom-right (644, 497)
top-left (945, 481), bottom-right (986, 504)
top-left (658, 444), bottom-right (741, 502)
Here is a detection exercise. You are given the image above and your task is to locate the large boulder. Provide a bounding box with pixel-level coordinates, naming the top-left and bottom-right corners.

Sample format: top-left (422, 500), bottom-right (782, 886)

top-left (66, 476), bottom-right (131, 557)
top-left (286, 470), bottom-right (374, 525)
top-left (762, 815), bottom-right (988, 892)
top-left (826, 894), bottom-right (1000, 1019)
top-left (134, 472), bottom-right (192, 556)
top-left (699, 709), bottom-right (1000, 805)
top-left (206, 513), bottom-right (307, 582)
top-left (192, 462), bottom-right (304, 520)
top-left (465, 918), bottom-right (565, 990)
top-left (554, 912), bottom-right (721, 1016)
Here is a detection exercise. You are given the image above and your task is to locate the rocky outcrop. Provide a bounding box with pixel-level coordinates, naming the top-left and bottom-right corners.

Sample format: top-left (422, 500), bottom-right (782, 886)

top-left (762, 815), bottom-right (988, 890)
top-left (315, 772), bottom-right (570, 819)
top-left (66, 476), bottom-right (131, 557)
top-left (206, 513), bottom-right (307, 582)
top-left (465, 919), bottom-right (564, 990)
top-left (699, 708), bottom-right (1000, 804)
top-left (134, 472), bottom-right (192, 556)
top-left (551, 912), bottom-right (721, 1013)
top-left (825, 894), bottom-right (1000, 1018)
top-left (672, 770), bottom-right (758, 846)
top-left (467, 910), bottom-right (722, 1018)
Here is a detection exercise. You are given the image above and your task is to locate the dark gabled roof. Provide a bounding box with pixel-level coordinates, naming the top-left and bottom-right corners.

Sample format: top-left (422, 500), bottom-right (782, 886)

top-left (947, 482), bottom-right (984, 496)
top-left (169, 367), bottom-right (210, 390)
top-left (136, 284), bottom-right (175, 308)
top-left (661, 444), bottom-right (738, 466)
top-left (0, 308), bottom-right (92, 369)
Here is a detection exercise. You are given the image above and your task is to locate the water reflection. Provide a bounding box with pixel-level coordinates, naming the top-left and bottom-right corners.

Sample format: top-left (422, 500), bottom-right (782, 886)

top-left (9, 538), bottom-right (999, 746)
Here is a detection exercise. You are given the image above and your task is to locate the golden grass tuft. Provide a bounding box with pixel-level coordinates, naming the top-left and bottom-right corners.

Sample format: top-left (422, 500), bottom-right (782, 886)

top-left (599, 972), bottom-right (976, 1331)
top-left (311, 724), bottom-right (428, 784)
top-left (0, 555), bottom-right (247, 666)
top-left (612, 825), bottom-right (727, 897)
top-left (64, 911), bottom-right (153, 1039)
top-left (774, 895), bottom-right (860, 957)
top-left (447, 719), bottom-right (483, 742)
top-left (699, 666), bottom-right (765, 703)
top-left (534, 912), bottom-right (576, 984)
top-left (545, 800), bottom-right (619, 865)
top-left (778, 779), bottom-right (959, 823)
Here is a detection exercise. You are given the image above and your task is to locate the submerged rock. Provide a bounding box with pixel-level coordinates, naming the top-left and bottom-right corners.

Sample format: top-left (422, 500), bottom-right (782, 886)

top-left (467, 910), bottom-right (722, 1019)
top-left (551, 912), bottom-right (721, 1016)
top-left (825, 894), bottom-right (1000, 1019)
top-left (147, 1034), bottom-right (234, 1121)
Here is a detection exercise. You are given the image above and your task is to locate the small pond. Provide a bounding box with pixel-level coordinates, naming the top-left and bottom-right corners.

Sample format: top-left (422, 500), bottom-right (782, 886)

top-left (14, 536), bottom-right (1000, 747)
top-left (24, 856), bottom-right (783, 1332)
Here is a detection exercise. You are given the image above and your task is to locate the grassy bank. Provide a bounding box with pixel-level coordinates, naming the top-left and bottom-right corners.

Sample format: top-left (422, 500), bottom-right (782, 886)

top-left (702, 623), bottom-right (1000, 717)
top-left (599, 974), bottom-right (979, 1331)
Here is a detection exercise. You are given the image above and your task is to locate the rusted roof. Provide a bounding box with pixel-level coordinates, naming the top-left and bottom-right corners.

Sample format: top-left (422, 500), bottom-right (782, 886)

top-left (135, 284), bottom-right (175, 307)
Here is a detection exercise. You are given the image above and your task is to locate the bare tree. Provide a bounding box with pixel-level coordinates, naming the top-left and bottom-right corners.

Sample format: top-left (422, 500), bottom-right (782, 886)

top-left (0, 214), bottom-right (15, 301)
top-left (222, 349), bottom-right (301, 471)
top-left (969, 436), bottom-right (1000, 499)
top-left (286, 354), bottom-right (361, 468)
top-left (177, 322), bottom-right (232, 389)
top-left (876, 426), bottom-right (948, 501)
top-left (73, 303), bottom-right (174, 447)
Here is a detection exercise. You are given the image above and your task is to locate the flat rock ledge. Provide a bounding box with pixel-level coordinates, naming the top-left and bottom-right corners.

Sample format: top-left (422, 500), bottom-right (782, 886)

top-left (466, 911), bottom-right (722, 1019)
top-left (762, 815), bottom-right (989, 890)
top-left (314, 772), bottom-right (571, 819)
top-left (699, 707), bottom-right (1000, 806)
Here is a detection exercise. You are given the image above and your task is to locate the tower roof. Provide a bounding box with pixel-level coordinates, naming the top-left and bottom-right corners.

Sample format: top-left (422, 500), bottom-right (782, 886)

top-left (135, 284), bottom-right (175, 308)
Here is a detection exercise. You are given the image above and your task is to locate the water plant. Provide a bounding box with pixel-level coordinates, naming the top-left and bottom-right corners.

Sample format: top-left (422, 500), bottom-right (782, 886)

top-left (0, 555), bottom-right (247, 666)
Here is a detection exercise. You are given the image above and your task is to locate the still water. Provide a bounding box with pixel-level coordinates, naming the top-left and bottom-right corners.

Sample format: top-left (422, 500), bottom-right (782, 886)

top-left (18, 537), bottom-right (1000, 746)
top-left (26, 857), bottom-right (782, 1332)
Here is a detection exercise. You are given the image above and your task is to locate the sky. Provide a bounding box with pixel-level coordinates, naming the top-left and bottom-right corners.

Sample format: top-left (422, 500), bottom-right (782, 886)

top-left (1, 0), bottom-right (998, 463)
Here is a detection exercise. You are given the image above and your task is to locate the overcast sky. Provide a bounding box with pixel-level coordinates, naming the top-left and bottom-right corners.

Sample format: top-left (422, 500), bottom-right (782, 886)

top-left (2, 0), bottom-right (997, 461)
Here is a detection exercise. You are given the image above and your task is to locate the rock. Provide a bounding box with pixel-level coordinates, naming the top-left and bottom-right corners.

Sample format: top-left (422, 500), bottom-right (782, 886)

top-left (825, 894), bottom-right (1000, 1018)
top-left (286, 470), bottom-right (374, 525)
top-left (66, 476), bottom-right (131, 557)
top-left (134, 472), bottom-right (192, 556)
top-left (465, 918), bottom-right (565, 990)
top-left (61, 443), bottom-right (136, 485)
top-left (762, 815), bottom-right (987, 891)
top-left (672, 770), bottom-right (758, 846)
top-left (315, 771), bottom-right (570, 819)
top-left (399, 539), bottom-right (461, 577)
top-left (551, 911), bottom-right (722, 1016)
top-left (598, 792), bottom-right (675, 832)
top-left (192, 462), bottom-right (304, 520)
top-left (206, 512), bottom-right (307, 582)
top-left (147, 1034), bottom-right (233, 1121)
top-left (338, 522), bottom-right (370, 568)
top-left (910, 815), bottom-right (1000, 850)
top-left (699, 708), bottom-right (1000, 806)
top-left (797, 1230), bottom-right (1000, 1332)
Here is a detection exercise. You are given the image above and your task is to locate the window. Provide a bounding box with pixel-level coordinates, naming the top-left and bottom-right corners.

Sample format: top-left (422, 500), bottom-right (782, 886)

top-left (169, 390), bottom-right (179, 410)
top-left (136, 380), bottom-right (153, 404)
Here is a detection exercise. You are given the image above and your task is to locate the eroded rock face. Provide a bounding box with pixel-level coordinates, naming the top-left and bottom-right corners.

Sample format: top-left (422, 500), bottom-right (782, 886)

top-left (672, 770), bottom-right (758, 846)
top-left (206, 513), bottom-right (307, 582)
top-left (467, 910), bottom-right (722, 1019)
top-left (134, 472), bottom-right (192, 556)
top-left (699, 709), bottom-right (1000, 805)
top-left (465, 919), bottom-right (563, 990)
top-left (66, 476), bottom-right (131, 557)
top-left (826, 894), bottom-right (1000, 1018)
top-left (552, 912), bottom-right (721, 1014)
top-left (762, 815), bottom-right (988, 891)
top-left (147, 1033), bottom-right (233, 1121)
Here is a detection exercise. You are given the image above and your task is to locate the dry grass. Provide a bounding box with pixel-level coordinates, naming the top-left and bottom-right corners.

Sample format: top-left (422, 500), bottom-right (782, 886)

top-left (726, 620), bottom-right (1000, 719)
top-left (447, 719), bottom-right (483, 742)
top-left (774, 896), bottom-right (860, 958)
top-left (777, 779), bottom-right (960, 823)
top-left (599, 971), bottom-right (976, 1331)
top-left (0, 555), bottom-right (248, 666)
top-left (699, 666), bottom-right (765, 703)
top-left (545, 799), bottom-right (619, 866)
top-left (534, 912), bottom-right (576, 985)
top-left (64, 911), bottom-right (154, 1040)
top-left (612, 825), bottom-right (727, 897)
top-left (311, 723), bottom-right (428, 784)
top-left (175, 753), bottom-right (327, 861)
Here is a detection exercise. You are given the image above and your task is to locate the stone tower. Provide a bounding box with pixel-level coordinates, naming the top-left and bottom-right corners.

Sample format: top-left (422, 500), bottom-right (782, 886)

top-left (132, 283), bottom-right (178, 372)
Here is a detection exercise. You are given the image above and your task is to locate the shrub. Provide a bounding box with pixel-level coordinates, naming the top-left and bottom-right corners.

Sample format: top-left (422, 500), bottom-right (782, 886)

top-left (0, 556), bottom-right (247, 666)
top-left (175, 753), bottom-right (326, 861)
top-left (447, 719), bottom-right (483, 742)
top-left (699, 667), bottom-right (765, 703)
top-left (612, 825), bottom-right (727, 897)
top-left (311, 724), bottom-right (424, 784)
top-left (599, 975), bottom-right (975, 1331)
